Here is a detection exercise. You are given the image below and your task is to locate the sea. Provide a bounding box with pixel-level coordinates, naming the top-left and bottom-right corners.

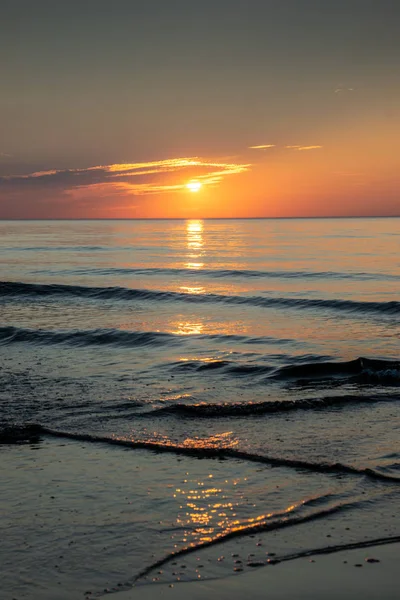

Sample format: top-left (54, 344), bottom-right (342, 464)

top-left (1, 218), bottom-right (399, 598)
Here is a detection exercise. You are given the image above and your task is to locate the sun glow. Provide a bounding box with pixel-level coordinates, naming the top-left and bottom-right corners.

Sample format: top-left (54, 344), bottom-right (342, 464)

top-left (186, 181), bottom-right (202, 193)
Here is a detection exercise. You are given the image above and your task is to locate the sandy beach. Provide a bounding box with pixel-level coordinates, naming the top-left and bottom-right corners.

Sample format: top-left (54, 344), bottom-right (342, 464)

top-left (1, 436), bottom-right (398, 600)
top-left (11, 544), bottom-right (399, 600)
top-left (120, 543), bottom-right (399, 600)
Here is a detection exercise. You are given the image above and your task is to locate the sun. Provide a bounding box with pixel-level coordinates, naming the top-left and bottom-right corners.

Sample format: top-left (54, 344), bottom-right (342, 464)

top-left (186, 181), bottom-right (202, 193)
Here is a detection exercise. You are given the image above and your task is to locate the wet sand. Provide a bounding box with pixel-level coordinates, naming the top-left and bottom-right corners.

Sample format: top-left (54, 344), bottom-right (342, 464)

top-left (1, 436), bottom-right (398, 600)
top-left (120, 543), bottom-right (399, 600)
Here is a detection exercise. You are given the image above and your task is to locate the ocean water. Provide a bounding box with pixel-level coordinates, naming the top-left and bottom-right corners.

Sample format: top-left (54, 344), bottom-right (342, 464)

top-left (1, 218), bottom-right (399, 596)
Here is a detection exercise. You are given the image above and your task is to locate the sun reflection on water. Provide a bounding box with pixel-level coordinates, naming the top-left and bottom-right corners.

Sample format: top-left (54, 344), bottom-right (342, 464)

top-left (180, 286), bottom-right (206, 295)
top-left (185, 220), bottom-right (204, 269)
top-left (110, 430), bottom-right (315, 555)
top-left (171, 464), bottom-right (302, 546)
top-left (172, 322), bottom-right (204, 335)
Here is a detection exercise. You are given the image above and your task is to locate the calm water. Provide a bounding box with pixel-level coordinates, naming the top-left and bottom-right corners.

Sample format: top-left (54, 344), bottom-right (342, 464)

top-left (1, 218), bottom-right (399, 596)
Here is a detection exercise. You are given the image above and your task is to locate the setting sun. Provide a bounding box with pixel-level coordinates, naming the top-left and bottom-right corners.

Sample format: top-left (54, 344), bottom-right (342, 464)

top-left (186, 181), bottom-right (202, 193)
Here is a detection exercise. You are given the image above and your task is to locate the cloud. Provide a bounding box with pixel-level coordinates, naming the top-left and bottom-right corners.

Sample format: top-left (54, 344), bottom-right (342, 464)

top-left (285, 145), bottom-right (323, 151)
top-left (0, 156), bottom-right (251, 196)
top-left (334, 87), bottom-right (354, 93)
top-left (249, 144), bottom-right (323, 152)
top-left (248, 144), bottom-right (276, 150)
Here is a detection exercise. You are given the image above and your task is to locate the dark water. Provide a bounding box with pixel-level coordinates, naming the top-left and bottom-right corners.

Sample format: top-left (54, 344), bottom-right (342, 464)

top-left (1, 218), bottom-right (399, 596)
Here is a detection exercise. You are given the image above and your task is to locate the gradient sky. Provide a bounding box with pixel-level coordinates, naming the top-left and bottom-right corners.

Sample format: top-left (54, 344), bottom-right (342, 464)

top-left (1, 0), bottom-right (399, 218)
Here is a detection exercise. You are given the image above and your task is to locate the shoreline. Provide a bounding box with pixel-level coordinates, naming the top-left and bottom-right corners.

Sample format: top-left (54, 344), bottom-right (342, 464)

top-left (118, 542), bottom-right (399, 600)
top-left (1, 438), bottom-right (398, 600)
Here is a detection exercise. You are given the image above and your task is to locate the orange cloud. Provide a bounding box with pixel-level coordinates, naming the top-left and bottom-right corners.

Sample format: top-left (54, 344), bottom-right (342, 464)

top-left (285, 145), bottom-right (323, 151)
top-left (1, 156), bottom-right (251, 197)
top-left (248, 144), bottom-right (276, 150)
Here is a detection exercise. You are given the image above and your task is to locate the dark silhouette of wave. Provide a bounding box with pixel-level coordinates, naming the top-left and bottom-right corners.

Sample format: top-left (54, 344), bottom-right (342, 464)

top-left (0, 325), bottom-right (293, 350)
top-left (167, 359), bottom-right (274, 375)
top-left (0, 325), bottom-right (180, 348)
top-left (33, 266), bottom-right (400, 281)
top-left (0, 326), bottom-right (397, 386)
top-left (152, 392), bottom-right (400, 418)
top-left (4, 246), bottom-right (107, 252)
top-left (167, 356), bottom-right (399, 382)
top-left (1, 424), bottom-right (399, 483)
top-left (1, 281), bottom-right (399, 316)
top-left (274, 357), bottom-right (400, 381)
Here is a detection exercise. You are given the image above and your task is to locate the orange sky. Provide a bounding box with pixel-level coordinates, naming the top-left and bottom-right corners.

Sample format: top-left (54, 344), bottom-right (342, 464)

top-left (2, 114), bottom-right (398, 219)
top-left (1, 1), bottom-right (399, 218)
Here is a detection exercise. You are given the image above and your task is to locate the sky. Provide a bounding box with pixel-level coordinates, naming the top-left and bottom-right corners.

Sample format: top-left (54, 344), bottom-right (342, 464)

top-left (0, 0), bottom-right (399, 218)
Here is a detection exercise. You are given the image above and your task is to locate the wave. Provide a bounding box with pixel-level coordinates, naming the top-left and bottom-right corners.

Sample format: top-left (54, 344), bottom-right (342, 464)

top-left (0, 326), bottom-right (397, 386)
top-left (166, 356), bottom-right (399, 382)
top-left (0, 325), bottom-right (294, 350)
top-left (0, 424), bottom-right (43, 445)
top-left (0, 326), bottom-right (180, 348)
top-left (1, 245), bottom-right (108, 252)
top-left (274, 357), bottom-right (400, 382)
top-left (1, 424), bottom-right (399, 483)
top-left (151, 392), bottom-right (400, 418)
top-left (2, 281), bottom-right (399, 316)
top-left (31, 266), bottom-right (400, 281)
top-left (168, 359), bottom-right (274, 375)
top-left (272, 534), bottom-right (400, 564)
top-left (133, 533), bottom-right (400, 587)
top-left (133, 498), bottom-right (353, 583)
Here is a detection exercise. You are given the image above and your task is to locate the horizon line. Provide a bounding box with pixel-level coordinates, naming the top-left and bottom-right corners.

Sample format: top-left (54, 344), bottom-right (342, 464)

top-left (0, 215), bottom-right (399, 221)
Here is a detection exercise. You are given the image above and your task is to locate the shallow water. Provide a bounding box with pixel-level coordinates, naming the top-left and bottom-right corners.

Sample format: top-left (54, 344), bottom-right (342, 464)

top-left (0, 218), bottom-right (399, 596)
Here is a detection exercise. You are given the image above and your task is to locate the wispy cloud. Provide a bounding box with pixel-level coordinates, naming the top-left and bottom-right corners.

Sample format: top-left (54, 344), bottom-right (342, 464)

top-left (0, 144), bottom-right (326, 209)
top-left (0, 156), bottom-right (251, 197)
top-left (248, 144), bottom-right (276, 150)
top-left (248, 144), bottom-right (323, 152)
top-left (285, 145), bottom-right (323, 151)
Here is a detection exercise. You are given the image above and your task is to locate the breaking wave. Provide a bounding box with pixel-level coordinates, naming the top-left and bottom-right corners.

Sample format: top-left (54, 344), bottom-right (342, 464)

top-left (1, 424), bottom-right (399, 483)
top-left (151, 392), bottom-right (400, 418)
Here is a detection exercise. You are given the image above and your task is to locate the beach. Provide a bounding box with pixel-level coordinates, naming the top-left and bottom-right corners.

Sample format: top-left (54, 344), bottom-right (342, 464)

top-left (124, 544), bottom-right (399, 600)
top-left (1, 435), bottom-right (398, 599)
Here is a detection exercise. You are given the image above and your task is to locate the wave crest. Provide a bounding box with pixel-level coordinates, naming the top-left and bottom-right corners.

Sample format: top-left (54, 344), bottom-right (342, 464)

top-left (1, 424), bottom-right (398, 483)
top-left (151, 392), bottom-right (400, 418)
top-left (1, 281), bottom-right (399, 316)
